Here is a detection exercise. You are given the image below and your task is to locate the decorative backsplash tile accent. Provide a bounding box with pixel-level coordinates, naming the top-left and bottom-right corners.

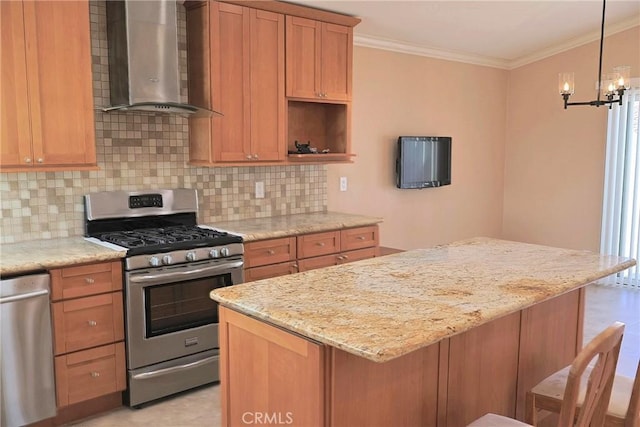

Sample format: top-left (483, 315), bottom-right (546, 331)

top-left (0, 1), bottom-right (327, 244)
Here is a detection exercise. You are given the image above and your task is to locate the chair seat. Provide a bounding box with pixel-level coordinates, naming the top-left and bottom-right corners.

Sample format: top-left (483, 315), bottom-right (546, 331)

top-left (531, 365), bottom-right (634, 419)
top-left (467, 413), bottom-right (532, 426)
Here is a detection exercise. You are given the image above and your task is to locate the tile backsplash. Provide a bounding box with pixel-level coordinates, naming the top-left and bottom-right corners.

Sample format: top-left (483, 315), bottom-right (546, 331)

top-left (0, 1), bottom-right (327, 244)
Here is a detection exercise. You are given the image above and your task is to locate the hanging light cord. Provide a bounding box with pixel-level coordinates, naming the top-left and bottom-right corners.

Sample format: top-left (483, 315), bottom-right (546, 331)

top-left (596, 0), bottom-right (606, 103)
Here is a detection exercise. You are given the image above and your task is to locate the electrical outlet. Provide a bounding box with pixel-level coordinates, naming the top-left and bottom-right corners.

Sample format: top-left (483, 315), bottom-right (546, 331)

top-left (340, 176), bottom-right (348, 192)
top-left (255, 181), bottom-right (265, 199)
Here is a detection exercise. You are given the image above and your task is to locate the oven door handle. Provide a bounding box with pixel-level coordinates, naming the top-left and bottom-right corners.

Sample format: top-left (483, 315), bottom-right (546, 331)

top-left (129, 261), bottom-right (244, 285)
top-left (130, 355), bottom-right (219, 380)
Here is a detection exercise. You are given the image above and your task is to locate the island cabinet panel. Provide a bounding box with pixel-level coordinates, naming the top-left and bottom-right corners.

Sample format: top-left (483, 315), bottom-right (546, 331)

top-left (1, 0), bottom-right (96, 172)
top-left (515, 288), bottom-right (582, 420)
top-left (186, 1), bottom-right (285, 165)
top-left (330, 344), bottom-right (441, 427)
top-left (219, 307), bottom-right (326, 427)
top-left (445, 311), bottom-right (521, 426)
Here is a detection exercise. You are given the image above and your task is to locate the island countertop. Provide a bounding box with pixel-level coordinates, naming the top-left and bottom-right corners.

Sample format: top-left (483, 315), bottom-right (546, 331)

top-left (210, 237), bottom-right (635, 363)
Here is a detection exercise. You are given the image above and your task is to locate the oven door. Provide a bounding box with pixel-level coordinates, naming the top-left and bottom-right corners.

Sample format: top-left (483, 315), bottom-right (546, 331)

top-left (125, 256), bottom-right (243, 369)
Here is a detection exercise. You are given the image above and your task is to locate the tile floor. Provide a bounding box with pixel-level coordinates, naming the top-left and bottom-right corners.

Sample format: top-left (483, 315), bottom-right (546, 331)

top-left (69, 283), bottom-right (639, 427)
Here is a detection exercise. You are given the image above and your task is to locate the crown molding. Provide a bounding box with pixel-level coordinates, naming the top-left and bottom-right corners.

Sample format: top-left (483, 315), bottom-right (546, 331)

top-left (509, 16), bottom-right (640, 70)
top-left (353, 34), bottom-right (511, 70)
top-left (354, 16), bottom-right (640, 71)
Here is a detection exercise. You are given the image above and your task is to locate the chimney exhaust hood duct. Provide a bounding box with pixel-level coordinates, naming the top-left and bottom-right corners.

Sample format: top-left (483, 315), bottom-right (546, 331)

top-left (103, 0), bottom-right (220, 116)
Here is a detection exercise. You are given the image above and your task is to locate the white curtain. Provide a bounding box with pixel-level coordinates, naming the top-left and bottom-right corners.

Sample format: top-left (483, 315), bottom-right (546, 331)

top-left (600, 88), bottom-right (640, 287)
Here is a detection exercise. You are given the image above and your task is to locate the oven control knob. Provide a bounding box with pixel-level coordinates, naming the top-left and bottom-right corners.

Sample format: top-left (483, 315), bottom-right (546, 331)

top-left (162, 255), bottom-right (173, 265)
top-left (149, 256), bottom-right (160, 267)
top-left (209, 249), bottom-right (219, 258)
top-left (220, 247), bottom-right (230, 257)
top-left (186, 251), bottom-right (197, 262)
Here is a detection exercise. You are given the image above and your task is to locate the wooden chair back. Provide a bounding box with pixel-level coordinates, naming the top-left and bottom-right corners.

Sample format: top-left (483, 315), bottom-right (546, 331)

top-left (626, 357), bottom-right (640, 427)
top-left (558, 321), bottom-right (625, 427)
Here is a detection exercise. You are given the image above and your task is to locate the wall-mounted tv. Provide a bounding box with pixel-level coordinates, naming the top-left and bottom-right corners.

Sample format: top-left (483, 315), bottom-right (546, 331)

top-left (396, 136), bottom-right (451, 189)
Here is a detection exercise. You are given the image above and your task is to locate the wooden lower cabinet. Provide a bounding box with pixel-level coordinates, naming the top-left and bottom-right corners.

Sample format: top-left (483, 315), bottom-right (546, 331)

top-left (50, 260), bottom-right (126, 411)
top-left (244, 225), bottom-right (379, 281)
top-left (55, 342), bottom-right (126, 407)
top-left (218, 288), bottom-right (584, 427)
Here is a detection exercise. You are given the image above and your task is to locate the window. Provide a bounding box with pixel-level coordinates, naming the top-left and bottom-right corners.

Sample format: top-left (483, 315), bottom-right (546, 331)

top-left (600, 88), bottom-right (640, 287)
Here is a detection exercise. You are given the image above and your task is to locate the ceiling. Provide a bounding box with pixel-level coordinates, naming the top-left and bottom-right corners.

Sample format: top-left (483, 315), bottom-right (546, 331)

top-left (288, 1), bottom-right (640, 69)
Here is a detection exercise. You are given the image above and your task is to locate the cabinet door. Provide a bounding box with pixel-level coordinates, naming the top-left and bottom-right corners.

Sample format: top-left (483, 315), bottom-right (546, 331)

top-left (249, 8), bottom-right (285, 161)
top-left (0, 1), bottom-right (33, 168)
top-left (297, 231), bottom-right (340, 259)
top-left (245, 237), bottom-right (296, 268)
top-left (245, 261), bottom-right (298, 282)
top-left (337, 247), bottom-right (377, 265)
top-left (320, 23), bottom-right (352, 101)
top-left (213, 2), bottom-right (251, 162)
top-left (23, 0), bottom-right (96, 167)
top-left (298, 254), bottom-right (337, 272)
top-left (285, 16), bottom-right (320, 99)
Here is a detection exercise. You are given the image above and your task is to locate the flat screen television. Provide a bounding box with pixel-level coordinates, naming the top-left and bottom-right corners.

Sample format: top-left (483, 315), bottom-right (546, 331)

top-left (396, 136), bottom-right (451, 189)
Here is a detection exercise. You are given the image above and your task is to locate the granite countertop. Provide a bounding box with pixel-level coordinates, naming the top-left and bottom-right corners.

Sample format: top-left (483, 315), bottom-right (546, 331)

top-left (0, 237), bottom-right (126, 276)
top-left (211, 237), bottom-right (636, 363)
top-left (206, 211), bottom-right (383, 242)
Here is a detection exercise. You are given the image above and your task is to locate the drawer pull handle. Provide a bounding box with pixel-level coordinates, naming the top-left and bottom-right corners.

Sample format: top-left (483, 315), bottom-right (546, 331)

top-left (90, 372), bottom-right (100, 378)
top-left (85, 277), bottom-right (95, 284)
top-left (88, 320), bottom-right (97, 327)
top-left (267, 250), bottom-right (275, 255)
top-left (316, 242), bottom-right (325, 247)
top-left (357, 236), bottom-right (366, 240)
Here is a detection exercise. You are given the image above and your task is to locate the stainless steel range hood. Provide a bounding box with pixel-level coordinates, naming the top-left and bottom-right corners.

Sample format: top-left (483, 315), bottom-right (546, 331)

top-left (104, 0), bottom-right (219, 116)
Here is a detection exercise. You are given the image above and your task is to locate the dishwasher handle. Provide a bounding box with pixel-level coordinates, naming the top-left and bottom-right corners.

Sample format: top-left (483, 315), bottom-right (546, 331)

top-left (0, 289), bottom-right (49, 304)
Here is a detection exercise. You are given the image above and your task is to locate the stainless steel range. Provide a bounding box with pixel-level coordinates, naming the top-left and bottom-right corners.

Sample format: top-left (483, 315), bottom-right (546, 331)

top-left (84, 189), bottom-right (243, 407)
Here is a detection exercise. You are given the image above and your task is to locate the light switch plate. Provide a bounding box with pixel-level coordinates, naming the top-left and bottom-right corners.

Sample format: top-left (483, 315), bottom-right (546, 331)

top-left (340, 177), bottom-right (348, 192)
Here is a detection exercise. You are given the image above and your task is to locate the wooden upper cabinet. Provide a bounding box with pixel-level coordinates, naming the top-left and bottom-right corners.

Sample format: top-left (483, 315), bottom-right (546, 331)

top-left (0, 0), bottom-right (96, 172)
top-left (286, 16), bottom-right (352, 102)
top-left (187, 1), bottom-right (285, 165)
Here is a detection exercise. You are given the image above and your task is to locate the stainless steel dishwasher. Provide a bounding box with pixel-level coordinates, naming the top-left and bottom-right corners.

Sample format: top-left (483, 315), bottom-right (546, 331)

top-left (1, 273), bottom-right (57, 427)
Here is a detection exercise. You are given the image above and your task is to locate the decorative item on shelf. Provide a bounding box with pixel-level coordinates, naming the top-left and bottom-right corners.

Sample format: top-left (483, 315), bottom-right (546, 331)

top-left (558, 0), bottom-right (631, 110)
top-left (289, 141), bottom-right (331, 155)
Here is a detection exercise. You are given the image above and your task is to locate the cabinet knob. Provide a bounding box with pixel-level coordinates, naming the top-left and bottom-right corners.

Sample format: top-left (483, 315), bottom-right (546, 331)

top-left (253, 154), bottom-right (259, 160)
top-left (246, 155), bottom-right (252, 160)
top-left (85, 277), bottom-right (95, 284)
top-left (37, 158), bottom-right (44, 163)
top-left (357, 236), bottom-right (366, 240)
top-left (267, 249), bottom-right (275, 255)
top-left (90, 372), bottom-right (100, 378)
top-left (316, 242), bottom-right (325, 247)
top-left (24, 158), bottom-right (32, 163)
top-left (88, 320), bottom-right (97, 327)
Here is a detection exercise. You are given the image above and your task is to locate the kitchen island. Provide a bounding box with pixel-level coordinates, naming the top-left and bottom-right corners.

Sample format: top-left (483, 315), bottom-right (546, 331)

top-left (210, 237), bottom-right (635, 426)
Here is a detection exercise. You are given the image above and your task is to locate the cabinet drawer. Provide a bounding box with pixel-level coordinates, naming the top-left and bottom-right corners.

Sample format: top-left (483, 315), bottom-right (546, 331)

top-left (55, 342), bottom-right (126, 407)
top-left (52, 292), bottom-right (124, 355)
top-left (51, 261), bottom-right (122, 301)
top-left (297, 231), bottom-right (340, 259)
top-left (341, 226), bottom-right (378, 251)
top-left (245, 261), bottom-right (298, 282)
top-left (245, 237), bottom-right (296, 268)
top-left (298, 254), bottom-right (337, 272)
top-left (337, 247), bottom-right (377, 264)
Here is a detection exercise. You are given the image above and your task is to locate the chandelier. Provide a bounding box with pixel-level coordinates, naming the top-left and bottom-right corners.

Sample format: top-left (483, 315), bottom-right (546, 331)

top-left (559, 0), bottom-right (630, 109)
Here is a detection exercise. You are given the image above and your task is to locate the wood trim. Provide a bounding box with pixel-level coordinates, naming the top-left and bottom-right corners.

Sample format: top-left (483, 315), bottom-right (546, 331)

top-left (219, 0), bottom-right (361, 27)
top-left (223, 306), bottom-right (310, 356)
top-left (577, 286), bottom-right (586, 354)
top-left (219, 306), bottom-right (230, 427)
top-left (437, 339), bottom-right (450, 427)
